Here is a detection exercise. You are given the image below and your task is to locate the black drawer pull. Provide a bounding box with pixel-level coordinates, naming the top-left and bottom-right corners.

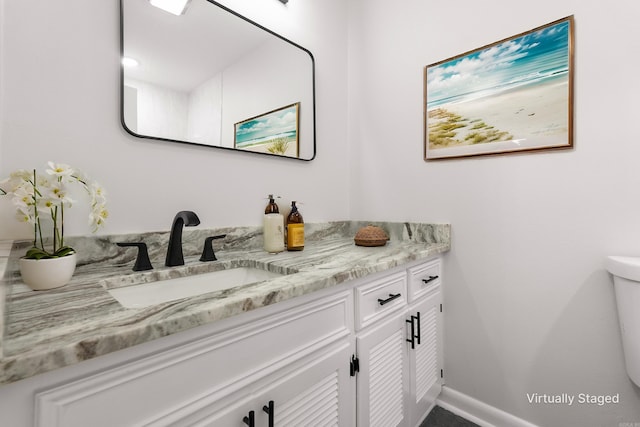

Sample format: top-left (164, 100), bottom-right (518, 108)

top-left (263, 401), bottom-right (274, 427)
top-left (378, 293), bottom-right (401, 306)
top-left (422, 275), bottom-right (439, 284)
top-left (243, 410), bottom-right (255, 427)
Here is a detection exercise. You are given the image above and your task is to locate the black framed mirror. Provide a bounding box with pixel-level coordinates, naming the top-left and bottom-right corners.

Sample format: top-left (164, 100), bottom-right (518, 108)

top-left (120, 0), bottom-right (316, 160)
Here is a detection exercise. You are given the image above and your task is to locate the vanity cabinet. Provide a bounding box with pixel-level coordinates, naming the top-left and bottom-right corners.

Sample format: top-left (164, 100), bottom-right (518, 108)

top-left (35, 291), bottom-right (355, 427)
top-left (354, 259), bottom-right (443, 427)
top-left (9, 257), bottom-right (442, 427)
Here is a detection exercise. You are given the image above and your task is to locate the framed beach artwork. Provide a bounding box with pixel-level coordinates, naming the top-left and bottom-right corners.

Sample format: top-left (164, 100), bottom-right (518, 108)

top-left (424, 16), bottom-right (574, 160)
top-left (234, 103), bottom-right (300, 158)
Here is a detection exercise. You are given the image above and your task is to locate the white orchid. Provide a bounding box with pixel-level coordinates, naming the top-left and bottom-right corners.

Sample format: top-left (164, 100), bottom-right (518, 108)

top-left (15, 207), bottom-right (33, 224)
top-left (46, 162), bottom-right (74, 177)
top-left (11, 185), bottom-right (33, 208)
top-left (0, 169), bottom-right (31, 187)
top-left (0, 162), bottom-right (108, 259)
top-left (37, 196), bottom-right (57, 213)
top-left (89, 181), bottom-right (106, 202)
top-left (47, 182), bottom-right (75, 206)
top-left (89, 205), bottom-right (109, 231)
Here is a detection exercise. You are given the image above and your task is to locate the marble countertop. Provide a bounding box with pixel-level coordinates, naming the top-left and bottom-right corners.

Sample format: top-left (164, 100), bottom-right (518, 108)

top-left (0, 221), bottom-right (450, 385)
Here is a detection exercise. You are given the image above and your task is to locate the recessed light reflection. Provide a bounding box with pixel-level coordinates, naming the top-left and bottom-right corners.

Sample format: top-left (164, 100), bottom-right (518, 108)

top-left (122, 57), bottom-right (139, 67)
top-left (149, 0), bottom-right (191, 16)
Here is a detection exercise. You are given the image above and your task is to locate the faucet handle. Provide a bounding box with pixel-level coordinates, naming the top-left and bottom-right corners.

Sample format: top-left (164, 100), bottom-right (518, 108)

top-left (117, 242), bottom-right (154, 271)
top-left (200, 235), bottom-right (226, 262)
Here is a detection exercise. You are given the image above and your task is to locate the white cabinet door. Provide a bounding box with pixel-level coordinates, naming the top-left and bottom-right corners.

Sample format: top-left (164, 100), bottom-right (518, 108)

top-left (174, 339), bottom-right (355, 427)
top-left (406, 288), bottom-right (443, 427)
top-left (271, 339), bottom-right (355, 427)
top-left (356, 311), bottom-right (409, 427)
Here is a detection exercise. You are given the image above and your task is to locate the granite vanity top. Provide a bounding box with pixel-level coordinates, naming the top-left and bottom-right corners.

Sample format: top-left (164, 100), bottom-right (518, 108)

top-left (0, 221), bottom-right (450, 385)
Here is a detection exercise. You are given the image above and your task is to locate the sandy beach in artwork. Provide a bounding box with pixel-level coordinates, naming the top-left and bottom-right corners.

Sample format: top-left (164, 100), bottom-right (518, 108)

top-left (238, 136), bottom-right (299, 158)
top-left (427, 77), bottom-right (569, 152)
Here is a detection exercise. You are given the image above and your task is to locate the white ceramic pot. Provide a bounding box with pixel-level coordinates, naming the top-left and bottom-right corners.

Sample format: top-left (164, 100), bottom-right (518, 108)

top-left (19, 253), bottom-right (77, 291)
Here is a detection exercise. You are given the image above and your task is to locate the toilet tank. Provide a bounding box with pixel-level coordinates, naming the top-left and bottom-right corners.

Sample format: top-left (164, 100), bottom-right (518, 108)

top-left (606, 256), bottom-right (640, 387)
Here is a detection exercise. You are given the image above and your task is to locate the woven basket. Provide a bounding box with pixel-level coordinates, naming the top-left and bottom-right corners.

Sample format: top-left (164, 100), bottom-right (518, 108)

top-left (354, 225), bottom-right (389, 247)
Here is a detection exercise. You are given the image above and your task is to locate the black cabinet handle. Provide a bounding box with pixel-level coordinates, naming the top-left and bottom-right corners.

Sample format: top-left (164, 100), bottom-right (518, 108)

top-left (378, 293), bottom-right (401, 306)
top-left (263, 400), bottom-right (274, 427)
top-left (406, 312), bottom-right (421, 349)
top-left (406, 317), bottom-right (416, 349)
top-left (350, 355), bottom-right (360, 376)
top-left (116, 242), bottom-right (153, 271)
top-left (422, 275), bottom-right (439, 284)
top-left (242, 410), bottom-right (255, 427)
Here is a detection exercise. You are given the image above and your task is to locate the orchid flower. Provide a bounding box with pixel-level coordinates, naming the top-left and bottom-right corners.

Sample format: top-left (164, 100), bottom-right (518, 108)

top-left (0, 162), bottom-right (107, 259)
top-left (46, 162), bottom-right (74, 178)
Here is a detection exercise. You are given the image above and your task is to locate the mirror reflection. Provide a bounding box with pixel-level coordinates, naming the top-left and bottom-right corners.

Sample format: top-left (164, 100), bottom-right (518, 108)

top-left (120, 0), bottom-right (316, 160)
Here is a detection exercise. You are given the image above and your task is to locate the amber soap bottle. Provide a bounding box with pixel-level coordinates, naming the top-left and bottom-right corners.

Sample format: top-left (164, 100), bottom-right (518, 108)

top-left (286, 201), bottom-right (304, 251)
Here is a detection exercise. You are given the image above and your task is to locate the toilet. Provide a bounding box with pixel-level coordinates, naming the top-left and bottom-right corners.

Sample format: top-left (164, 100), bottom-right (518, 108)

top-left (606, 256), bottom-right (640, 387)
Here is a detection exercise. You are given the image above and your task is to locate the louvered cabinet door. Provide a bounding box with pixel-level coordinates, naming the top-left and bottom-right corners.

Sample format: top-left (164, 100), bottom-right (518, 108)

top-left (356, 312), bottom-right (409, 427)
top-left (269, 339), bottom-right (356, 427)
top-left (407, 289), bottom-right (443, 427)
top-left (177, 339), bottom-right (355, 427)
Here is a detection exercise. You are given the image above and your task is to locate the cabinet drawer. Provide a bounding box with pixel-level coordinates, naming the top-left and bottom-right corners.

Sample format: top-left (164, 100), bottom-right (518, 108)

top-left (35, 291), bottom-right (353, 427)
top-left (407, 258), bottom-right (441, 302)
top-left (355, 271), bottom-right (407, 330)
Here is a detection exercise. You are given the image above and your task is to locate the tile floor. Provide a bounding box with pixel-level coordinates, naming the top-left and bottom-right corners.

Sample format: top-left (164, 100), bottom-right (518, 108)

top-left (420, 406), bottom-right (481, 427)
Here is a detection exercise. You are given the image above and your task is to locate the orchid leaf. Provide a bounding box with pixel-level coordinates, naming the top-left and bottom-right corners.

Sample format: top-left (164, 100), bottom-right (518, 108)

top-left (54, 247), bottom-right (76, 258)
top-left (24, 246), bottom-right (76, 259)
top-left (24, 247), bottom-right (52, 260)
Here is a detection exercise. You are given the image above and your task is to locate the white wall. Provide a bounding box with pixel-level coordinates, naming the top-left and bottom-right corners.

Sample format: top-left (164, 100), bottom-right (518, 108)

top-left (0, 0), bottom-right (349, 238)
top-left (348, 0), bottom-right (640, 425)
top-left (187, 73), bottom-right (222, 146)
top-left (125, 79), bottom-right (189, 141)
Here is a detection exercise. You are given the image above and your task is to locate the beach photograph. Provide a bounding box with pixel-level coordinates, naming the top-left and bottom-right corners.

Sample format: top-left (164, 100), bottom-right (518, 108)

top-left (234, 103), bottom-right (300, 158)
top-left (424, 17), bottom-right (573, 160)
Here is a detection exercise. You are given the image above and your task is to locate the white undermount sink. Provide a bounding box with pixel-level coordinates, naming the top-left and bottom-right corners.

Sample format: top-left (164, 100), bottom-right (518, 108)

top-left (106, 267), bottom-right (284, 309)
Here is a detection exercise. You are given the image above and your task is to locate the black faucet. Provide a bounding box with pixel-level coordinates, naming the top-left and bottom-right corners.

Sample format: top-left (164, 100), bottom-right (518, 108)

top-left (200, 234), bottom-right (227, 262)
top-left (117, 242), bottom-right (153, 271)
top-left (165, 211), bottom-right (200, 267)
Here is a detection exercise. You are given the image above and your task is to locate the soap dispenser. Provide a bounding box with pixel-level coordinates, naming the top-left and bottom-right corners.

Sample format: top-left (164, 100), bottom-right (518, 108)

top-left (286, 201), bottom-right (304, 251)
top-left (263, 195), bottom-right (285, 253)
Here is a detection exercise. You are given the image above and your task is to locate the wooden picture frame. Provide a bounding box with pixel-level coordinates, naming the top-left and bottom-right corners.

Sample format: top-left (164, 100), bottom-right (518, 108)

top-left (424, 16), bottom-right (574, 160)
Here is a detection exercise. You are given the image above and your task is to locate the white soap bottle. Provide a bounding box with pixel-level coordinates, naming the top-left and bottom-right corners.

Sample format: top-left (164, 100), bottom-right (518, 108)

top-left (263, 195), bottom-right (285, 253)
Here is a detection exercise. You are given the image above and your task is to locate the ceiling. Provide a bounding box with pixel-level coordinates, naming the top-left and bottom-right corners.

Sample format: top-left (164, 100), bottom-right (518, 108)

top-left (122, 0), bottom-right (272, 92)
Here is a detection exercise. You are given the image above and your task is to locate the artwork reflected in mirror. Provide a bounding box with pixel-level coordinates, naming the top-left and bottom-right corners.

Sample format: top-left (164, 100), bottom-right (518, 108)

top-left (235, 103), bottom-right (300, 157)
top-left (120, 0), bottom-right (316, 160)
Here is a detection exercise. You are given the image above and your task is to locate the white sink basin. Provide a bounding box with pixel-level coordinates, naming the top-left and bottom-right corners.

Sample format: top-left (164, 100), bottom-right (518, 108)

top-left (107, 267), bottom-right (284, 309)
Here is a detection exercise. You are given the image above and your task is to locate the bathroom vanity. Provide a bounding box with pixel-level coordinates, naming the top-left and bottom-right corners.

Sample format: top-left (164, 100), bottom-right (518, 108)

top-left (0, 222), bottom-right (449, 427)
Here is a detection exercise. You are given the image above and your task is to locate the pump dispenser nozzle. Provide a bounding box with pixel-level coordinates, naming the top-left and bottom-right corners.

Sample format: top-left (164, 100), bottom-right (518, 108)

top-left (265, 194), bottom-right (280, 214)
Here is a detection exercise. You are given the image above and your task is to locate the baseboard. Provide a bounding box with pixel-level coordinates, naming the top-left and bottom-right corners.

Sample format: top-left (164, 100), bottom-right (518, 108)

top-left (436, 386), bottom-right (540, 427)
